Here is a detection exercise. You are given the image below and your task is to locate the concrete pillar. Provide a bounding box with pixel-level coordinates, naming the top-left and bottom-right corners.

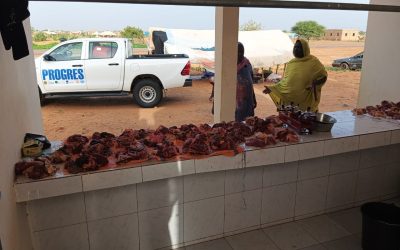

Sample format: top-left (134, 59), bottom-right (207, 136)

top-left (0, 18), bottom-right (40, 250)
top-left (358, 0), bottom-right (400, 106)
top-left (213, 7), bottom-right (239, 122)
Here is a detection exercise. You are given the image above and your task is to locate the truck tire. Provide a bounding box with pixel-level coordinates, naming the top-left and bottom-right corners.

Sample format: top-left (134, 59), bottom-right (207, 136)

top-left (133, 79), bottom-right (163, 108)
top-left (340, 62), bottom-right (350, 70)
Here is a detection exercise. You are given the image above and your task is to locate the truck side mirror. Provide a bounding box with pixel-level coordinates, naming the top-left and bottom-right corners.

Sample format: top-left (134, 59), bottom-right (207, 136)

top-left (43, 54), bottom-right (55, 61)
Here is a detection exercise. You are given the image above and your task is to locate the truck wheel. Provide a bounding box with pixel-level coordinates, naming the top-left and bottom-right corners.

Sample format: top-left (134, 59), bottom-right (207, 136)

top-left (38, 87), bottom-right (46, 106)
top-left (340, 62), bottom-right (349, 70)
top-left (133, 79), bottom-right (163, 108)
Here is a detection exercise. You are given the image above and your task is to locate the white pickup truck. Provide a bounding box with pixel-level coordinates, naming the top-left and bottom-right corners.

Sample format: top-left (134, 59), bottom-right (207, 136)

top-left (35, 38), bottom-right (192, 108)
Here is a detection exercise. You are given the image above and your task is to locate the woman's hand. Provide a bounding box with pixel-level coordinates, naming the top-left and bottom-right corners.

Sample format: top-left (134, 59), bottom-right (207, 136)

top-left (263, 86), bottom-right (271, 94)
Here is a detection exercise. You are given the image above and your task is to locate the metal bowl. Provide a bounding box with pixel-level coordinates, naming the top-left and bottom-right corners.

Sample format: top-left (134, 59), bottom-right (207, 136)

top-left (311, 113), bottom-right (337, 132)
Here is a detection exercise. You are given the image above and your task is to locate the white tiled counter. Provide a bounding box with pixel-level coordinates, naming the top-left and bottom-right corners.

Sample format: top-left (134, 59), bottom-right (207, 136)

top-left (15, 111), bottom-right (400, 250)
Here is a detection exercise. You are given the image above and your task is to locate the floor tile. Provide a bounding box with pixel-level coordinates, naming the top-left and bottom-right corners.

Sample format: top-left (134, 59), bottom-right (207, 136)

top-left (263, 222), bottom-right (318, 250)
top-left (323, 235), bottom-right (362, 250)
top-left (297, 215), bottom-right (351, 243)
top-left (185, 239), bottom-right (232, 250)
top-left (226, 230), bottom-right (279, 250)
top-left (328, 208), bottom-right (362, 234)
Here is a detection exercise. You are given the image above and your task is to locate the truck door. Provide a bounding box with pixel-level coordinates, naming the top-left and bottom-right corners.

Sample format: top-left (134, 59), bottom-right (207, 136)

top-left (84, 41), bottom-right (124, 91)
top-left (41, 42), bottom-right (87, 92)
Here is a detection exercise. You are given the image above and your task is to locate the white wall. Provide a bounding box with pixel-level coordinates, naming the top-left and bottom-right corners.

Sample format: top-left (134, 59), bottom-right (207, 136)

top-left (358, 0), bottom-right (400, 107)
top-left (0, 19), bottom-right (43, 250)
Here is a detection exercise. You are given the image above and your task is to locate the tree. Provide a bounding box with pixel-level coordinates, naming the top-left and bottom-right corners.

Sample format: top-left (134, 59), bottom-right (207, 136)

top-left (33, 32), bottom-right (47, 42)
top-left (120, 26), bottom-right (144, 39)
top-left (291, 21), bottom-right (325, 41)
top-left (358, 31), bottom-right (366, 41)
top-left (240, 20), bottom-right (262, 31)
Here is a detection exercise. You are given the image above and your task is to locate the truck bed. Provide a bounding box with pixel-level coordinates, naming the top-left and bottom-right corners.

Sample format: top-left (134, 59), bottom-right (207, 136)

top-left (128, 54), bottom-right (188, 59)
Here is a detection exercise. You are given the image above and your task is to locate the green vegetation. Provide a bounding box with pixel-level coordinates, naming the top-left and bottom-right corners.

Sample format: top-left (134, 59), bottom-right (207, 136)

top-left (133, 44), bottom-right (147, 48)
top-left (358, 31), bottom-right (366, 41)
top-left (32, 42), bottom-right (147, 50)
top-left (30, 26), bottom-right (148, 51)
top-left (291, 21), bottom-right (325, 41)
top-left (240, 20), bottom-right (263, 31)
top-left (32, 42), bottom-right (59, 50)
top-left (121, 26), bottom-right (144, 39)
top-left (325, 66), bottom-right (347, 72)
top-left (33, 32), bottom-right (48, 42)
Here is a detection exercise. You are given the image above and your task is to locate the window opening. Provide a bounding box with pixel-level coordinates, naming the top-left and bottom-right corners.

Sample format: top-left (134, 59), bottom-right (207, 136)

top-left (89, 41), bottom-right (118, 59)
top-left (49, 42), bottom-right (83, 61)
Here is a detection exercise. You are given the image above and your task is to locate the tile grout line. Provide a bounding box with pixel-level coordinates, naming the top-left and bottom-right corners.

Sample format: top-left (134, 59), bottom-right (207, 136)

top-left (85, 211), bottom-right (139, 223)
top-left (81, 176), bottom-right (91, 250)
top-left (259, 224), bottom-right (284, 250)
top-left (222, 170), bottom-right (227, 236)
top-left (324, 156), bottom-right (332, 214)
top-left (182, 175), bottom-right (186, 245)
top-left (138, 161), bottom-right (144, 246)
top-left (259, 163), bottom-right (265, 227)
top-left (293, 159), bottom-right (300, 219)
top-left (353, 148), bottom-right (363, 205)
top-left (294, 219), bottom-right (322, 245)
top-left (135, 183), bottom-right (141, 250)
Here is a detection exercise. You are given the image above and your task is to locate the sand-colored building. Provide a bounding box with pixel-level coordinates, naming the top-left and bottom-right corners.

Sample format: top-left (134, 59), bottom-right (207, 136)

top-left (324, 29), bottom-right (359, 41)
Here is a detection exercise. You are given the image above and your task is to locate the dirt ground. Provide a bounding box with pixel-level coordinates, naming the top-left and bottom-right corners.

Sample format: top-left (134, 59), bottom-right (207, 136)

top-left (40, 41), bottom-right (364, 140)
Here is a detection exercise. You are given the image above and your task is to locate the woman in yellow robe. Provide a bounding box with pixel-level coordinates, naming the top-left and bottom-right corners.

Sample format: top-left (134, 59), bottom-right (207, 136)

top-left (264, 38), bottom-right (327, 112)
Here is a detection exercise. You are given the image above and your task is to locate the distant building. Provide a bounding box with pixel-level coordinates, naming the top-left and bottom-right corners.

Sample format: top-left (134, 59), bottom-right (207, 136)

top-left (43, 30), bottom-right (57, 35)
top-left (324, 29), bottom-right (359, 41)
top-left (99, 31), bottom-right (117, 37)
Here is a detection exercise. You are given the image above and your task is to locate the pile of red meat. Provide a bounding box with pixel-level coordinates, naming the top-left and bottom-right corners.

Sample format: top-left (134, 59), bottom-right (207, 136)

top-left (353, 100), bottom-right (400, 119)
top-left (244, 116), bottom-right (299, 147)
top-left (15, 115), bottom-right (300, 179)
top-left (15, 156), bottom-right (57, 180)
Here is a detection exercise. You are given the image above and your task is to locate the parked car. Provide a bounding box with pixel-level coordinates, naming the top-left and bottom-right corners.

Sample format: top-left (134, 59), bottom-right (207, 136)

top-left (35, 38), bottom-right (192, 108)
top-left (332, 52), bottom-right (363, 70)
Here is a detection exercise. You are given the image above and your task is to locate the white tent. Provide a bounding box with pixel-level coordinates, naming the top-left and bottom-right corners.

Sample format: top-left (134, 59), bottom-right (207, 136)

top-left (149, 27), bottom-right (294, 72)
top-left (99, 31), bottom-right (117, 37)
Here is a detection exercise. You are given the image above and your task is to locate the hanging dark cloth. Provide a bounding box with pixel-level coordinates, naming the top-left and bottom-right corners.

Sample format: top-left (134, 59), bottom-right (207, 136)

top-left (0, 0), bottom-right (30, 60)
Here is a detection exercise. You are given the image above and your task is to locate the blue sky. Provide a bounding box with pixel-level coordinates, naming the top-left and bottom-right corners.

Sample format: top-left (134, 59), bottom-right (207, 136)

top-left (29, 0), bottom-right (370, 32)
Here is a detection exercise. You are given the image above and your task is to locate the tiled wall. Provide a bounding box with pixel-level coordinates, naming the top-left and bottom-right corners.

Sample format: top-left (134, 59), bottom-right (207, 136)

top-left (27, 144), bottom-right (400, 250)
